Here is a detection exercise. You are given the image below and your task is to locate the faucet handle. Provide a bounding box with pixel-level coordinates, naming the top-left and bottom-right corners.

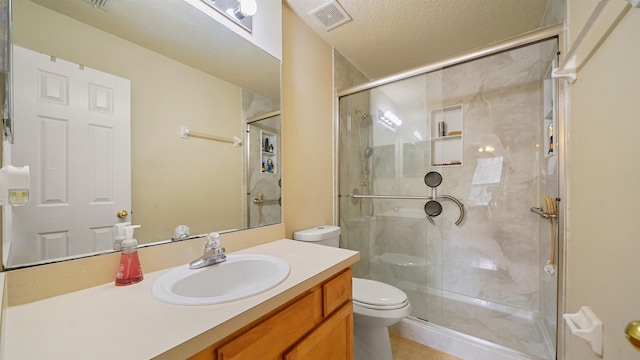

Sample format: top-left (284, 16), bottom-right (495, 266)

top-left (205, 232), bottom-right (221, 249)
top-left (172, 225), bottom-right (190, 241)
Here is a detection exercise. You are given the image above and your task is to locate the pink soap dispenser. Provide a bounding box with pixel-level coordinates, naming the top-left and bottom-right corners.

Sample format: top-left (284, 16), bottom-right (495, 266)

top-left (115, 225), bottom-right (144, 286)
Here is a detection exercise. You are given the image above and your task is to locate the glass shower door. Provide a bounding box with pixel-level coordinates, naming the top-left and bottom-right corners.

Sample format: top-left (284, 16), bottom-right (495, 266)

top-left (338, 72), bottom-right (442, 322)
top-left (339, 37), bottom-right (560, 360)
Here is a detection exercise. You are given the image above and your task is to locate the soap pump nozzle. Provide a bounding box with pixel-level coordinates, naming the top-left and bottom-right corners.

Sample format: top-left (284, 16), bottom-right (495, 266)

top-left (113, 222), bottom-right (131, 251)
top-left (123, 224), bottom-right (141, 244)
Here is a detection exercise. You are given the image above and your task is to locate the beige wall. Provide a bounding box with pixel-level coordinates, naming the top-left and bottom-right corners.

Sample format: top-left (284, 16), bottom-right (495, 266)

top-left (565, 1), bottom-right (640, 359)
top-left (12, 0), bottom-right (243, 244)
top-left (281, 5), bottom-right (335, 238)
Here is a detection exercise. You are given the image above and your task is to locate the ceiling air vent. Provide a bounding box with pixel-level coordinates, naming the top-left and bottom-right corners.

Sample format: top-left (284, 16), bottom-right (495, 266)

top-left (309, 1), bottom-right (352, 31)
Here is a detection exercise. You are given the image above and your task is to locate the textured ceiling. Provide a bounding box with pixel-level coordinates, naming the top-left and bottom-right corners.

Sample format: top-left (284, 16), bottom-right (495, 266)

top-left (285, 0), bottom-right (550, 80)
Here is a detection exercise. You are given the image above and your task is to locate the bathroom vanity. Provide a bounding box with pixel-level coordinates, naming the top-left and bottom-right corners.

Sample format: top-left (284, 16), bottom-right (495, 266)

top-left (192, 267), bottom-right (353, 359)
top-left (1, 240), bottom-right (359, 359)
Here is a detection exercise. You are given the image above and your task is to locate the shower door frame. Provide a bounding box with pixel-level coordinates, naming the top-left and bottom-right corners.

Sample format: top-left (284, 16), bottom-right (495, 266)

top-left (334, 24), bottom-right (568, 359)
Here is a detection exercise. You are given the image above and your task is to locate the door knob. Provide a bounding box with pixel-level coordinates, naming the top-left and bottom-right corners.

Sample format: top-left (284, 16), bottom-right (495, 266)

top-left (625, 321), bottom-right (640, 351)
top-left (117, 209), bottom-right (129, 219)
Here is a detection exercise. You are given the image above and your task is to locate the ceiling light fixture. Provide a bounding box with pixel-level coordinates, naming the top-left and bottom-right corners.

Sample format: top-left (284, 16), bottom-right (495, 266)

top-left (200, 0), bottom-right (257, 33)
top-left (380, 110), bottom-right (402, 126)
top-left (82, 0), bottom-right (111, 11)
top-left (377, 109), bottom-right (402, 132)
top-left (234, 0), bottom-right (257, 19)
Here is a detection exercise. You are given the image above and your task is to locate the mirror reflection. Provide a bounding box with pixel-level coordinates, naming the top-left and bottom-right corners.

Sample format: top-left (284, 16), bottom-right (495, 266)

top-left (3, 0), bottom-right (281, 268)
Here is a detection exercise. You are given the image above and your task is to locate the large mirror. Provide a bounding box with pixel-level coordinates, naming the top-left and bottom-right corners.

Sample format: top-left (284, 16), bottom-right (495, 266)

top-left (3, 0), bottom-right (281, 268)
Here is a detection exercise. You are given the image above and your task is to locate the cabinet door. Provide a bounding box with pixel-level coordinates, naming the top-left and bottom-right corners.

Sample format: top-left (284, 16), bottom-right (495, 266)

top-left (284, 303), bottom-right (353, 360)
top-left (217, 289), bottom-right (322, 360)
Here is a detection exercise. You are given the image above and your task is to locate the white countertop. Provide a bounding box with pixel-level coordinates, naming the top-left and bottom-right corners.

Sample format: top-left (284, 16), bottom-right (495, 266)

top-left (3, 240), bottom-right (359, 359)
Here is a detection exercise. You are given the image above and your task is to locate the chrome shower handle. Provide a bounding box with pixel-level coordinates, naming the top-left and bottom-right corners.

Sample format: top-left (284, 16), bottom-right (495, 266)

top-left (435, 195), bottom-right (465, 226)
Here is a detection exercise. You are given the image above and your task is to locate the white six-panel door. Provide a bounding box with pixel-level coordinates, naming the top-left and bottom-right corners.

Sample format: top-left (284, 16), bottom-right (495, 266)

top-left (7, 45), bottom-right (131, 265)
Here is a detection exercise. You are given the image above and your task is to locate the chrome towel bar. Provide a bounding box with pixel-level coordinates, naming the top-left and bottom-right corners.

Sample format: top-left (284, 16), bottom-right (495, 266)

top-left (253, 198), bottom-right (280, 205)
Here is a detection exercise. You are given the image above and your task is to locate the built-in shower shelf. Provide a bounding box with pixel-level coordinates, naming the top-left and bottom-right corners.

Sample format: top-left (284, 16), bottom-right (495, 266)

top-left (430, 105), bottom-right (463, 167)
top-left (430, 134), bottom-right (462, 141)
top-left (544, 65), bottom-right (556, 158)
top-left (260, 130), bottom-right (277, 174)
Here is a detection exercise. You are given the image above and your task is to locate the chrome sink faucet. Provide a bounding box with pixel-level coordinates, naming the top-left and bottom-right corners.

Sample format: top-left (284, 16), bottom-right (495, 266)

top-left (189, 232), bottom-right (226, 269)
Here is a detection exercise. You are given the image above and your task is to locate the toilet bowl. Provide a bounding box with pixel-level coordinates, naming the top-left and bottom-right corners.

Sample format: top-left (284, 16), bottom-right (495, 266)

top-left (293, 225), bottom-right (412, 360)
top-left (352, 277), bottom-right (412, 360)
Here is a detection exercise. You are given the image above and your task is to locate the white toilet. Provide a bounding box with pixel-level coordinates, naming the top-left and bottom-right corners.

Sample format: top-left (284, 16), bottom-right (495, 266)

top-left (293, 225), bottom-right (412, 360)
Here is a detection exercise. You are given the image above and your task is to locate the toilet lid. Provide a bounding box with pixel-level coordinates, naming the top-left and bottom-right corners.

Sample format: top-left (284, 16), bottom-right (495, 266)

top-left (352, 278), bottom-right (408, 310)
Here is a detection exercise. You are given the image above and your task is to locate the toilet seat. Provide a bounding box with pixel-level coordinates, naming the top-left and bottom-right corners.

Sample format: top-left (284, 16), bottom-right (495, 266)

top-left (353, 278), bottom-right (409, 310)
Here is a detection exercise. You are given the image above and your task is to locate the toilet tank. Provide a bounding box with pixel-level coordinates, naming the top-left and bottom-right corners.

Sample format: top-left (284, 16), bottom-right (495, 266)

top-left (293, 225), bottom-right (341, 247)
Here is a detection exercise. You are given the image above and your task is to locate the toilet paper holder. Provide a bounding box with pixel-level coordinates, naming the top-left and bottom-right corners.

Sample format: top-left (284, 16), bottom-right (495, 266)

top-left (563, 306), bottom-right (603, 355)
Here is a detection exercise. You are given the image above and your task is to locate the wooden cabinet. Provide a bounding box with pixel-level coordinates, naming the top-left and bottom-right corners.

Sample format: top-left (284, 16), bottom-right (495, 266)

top-left (284, 303), bottom-right (353, 360)
top-left (190, 268), bottom-right (353, 360)
top-left (216, 289), bottom-right (322, 360)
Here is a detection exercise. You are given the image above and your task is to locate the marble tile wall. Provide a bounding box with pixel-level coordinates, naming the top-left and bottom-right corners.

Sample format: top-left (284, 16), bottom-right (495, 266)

top-left (432, 44), bottom-right (547, 312)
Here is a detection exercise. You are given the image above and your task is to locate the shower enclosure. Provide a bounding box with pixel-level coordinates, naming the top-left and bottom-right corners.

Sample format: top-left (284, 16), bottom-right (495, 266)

top-left (338, 36), bottom-right (561, 359)
top-left (245, 112), bottom-right (282, 229)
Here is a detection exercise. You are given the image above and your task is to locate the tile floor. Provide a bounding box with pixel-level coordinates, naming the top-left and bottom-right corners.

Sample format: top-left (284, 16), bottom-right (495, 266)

top-left (390, 333), bottom-right (461, 360)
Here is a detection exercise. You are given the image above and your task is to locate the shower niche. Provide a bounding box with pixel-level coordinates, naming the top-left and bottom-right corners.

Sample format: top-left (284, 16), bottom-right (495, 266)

top-left (543, 65), bottom-right (555, 158)
top-left (429, 105), bottom-right (463, 167)
top-left (260, 130), bottom-right (277, 174)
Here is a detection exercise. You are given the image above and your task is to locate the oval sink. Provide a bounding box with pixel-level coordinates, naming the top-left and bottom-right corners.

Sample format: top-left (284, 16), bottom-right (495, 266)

top-left (152, 254), bottom-right (290, 306)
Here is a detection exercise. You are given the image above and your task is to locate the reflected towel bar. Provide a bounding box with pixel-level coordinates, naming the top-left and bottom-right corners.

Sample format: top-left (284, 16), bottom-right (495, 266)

top-left (181, 126), bottom-right (242, 146)
top-left (252, 198), bottom-right (280, 205)
top-left (347, 193), bottom-right (465, 226)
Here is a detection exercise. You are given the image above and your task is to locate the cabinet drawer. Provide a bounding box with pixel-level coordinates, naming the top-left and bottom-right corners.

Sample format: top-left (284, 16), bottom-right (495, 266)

top-left (323, 268), bottom-right (352, 316)
top-left (216, 289), bottom-right (322, 360)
